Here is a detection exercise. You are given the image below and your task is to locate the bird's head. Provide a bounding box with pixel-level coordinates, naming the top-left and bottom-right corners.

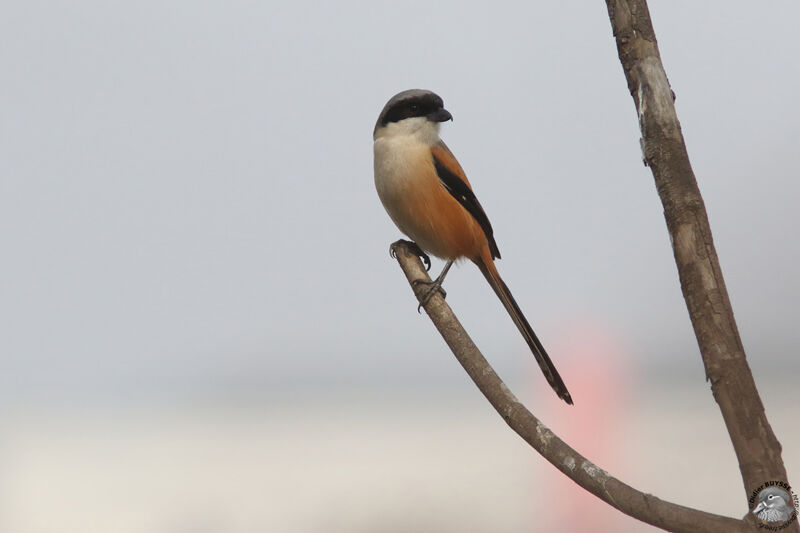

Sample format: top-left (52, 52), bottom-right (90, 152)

top-left (373, 89), bottom-right (452, 144)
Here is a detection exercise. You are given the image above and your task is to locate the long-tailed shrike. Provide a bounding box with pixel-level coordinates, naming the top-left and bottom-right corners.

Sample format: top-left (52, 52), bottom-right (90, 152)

top-left (373, 89), bottom-right (572, 404)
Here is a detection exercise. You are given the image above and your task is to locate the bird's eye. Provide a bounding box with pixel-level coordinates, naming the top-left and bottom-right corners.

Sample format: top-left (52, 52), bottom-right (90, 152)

top-left (409, 104), bottom-right (419, 113)
top-left (768, 495), bottom-right (775, 500)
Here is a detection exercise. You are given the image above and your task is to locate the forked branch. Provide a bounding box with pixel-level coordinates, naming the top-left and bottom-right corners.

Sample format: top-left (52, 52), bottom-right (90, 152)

top-left (392, 240), bottom-right (751, 533)
top-left (388, 3), bottom-right (792, 531)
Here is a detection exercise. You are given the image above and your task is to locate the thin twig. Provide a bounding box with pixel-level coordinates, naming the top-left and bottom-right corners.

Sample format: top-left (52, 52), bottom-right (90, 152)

top-left (391, 240), bottom-right (753, 533)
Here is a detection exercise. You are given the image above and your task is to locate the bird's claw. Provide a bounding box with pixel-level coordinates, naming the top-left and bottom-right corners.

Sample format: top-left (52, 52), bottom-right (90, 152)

top-left (389, 240), bottom-right (431, 271)
top-left (412, 279), bottom-right (446, 312)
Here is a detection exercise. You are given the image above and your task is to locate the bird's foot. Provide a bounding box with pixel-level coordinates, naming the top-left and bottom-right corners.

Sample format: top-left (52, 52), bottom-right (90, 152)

top-left (389, 239), bottom-right (431, 271)
top-left (412, 278), bottom-right (447, 313)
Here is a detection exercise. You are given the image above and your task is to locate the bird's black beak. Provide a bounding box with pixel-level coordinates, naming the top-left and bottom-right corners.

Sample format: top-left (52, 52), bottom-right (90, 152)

top-left (428, 108), bottom-right (452, 123)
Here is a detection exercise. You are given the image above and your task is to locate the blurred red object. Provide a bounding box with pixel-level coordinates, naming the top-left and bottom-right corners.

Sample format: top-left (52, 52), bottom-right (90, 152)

top-left (533, 319), bottom-right (638, 532)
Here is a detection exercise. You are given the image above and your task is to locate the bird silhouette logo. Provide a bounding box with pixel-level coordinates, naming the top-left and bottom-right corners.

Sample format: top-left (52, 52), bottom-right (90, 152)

top-left (751, 486), bottom-right (797, 526)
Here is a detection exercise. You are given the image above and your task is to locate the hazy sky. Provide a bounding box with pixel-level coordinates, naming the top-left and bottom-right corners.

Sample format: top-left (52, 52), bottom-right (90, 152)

top-left (2, 1), bottom-right (798, 404)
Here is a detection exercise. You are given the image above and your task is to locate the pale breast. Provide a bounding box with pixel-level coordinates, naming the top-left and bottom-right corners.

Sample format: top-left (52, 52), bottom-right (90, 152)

top-left (373, 135), bottom-right (481, 260)
top-left (373, 135), bottom-right (435, 238)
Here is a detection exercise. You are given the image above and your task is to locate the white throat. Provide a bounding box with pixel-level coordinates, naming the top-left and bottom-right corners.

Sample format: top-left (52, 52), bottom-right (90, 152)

top-left (373, 117), bottom-right (441, 146)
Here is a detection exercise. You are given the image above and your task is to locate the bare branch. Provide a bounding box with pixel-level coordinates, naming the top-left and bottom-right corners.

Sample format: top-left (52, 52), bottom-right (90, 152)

top-left (604, 0), bottom-right (791, 505)
top-left (391, 240), bottom-right (753, 533)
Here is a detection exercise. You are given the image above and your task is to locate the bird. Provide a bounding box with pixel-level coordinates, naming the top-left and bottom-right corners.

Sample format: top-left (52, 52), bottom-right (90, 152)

top-left (373, 89), bottom-right (573, 405)
top-left (752, 487), bottom-right (796, 523)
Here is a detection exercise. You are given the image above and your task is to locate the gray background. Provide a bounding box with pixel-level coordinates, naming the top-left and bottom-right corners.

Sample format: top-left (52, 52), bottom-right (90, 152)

top-left (1, 1), bottom-right (797, 531)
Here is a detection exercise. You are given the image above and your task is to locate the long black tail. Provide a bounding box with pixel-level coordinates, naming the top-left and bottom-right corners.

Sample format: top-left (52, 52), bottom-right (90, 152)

top-left (475, 256), bottom-right (573, 405)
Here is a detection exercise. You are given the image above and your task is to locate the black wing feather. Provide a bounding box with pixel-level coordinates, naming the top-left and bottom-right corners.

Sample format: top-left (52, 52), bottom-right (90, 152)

top-left (432, 154), bottom-right (501, 259)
